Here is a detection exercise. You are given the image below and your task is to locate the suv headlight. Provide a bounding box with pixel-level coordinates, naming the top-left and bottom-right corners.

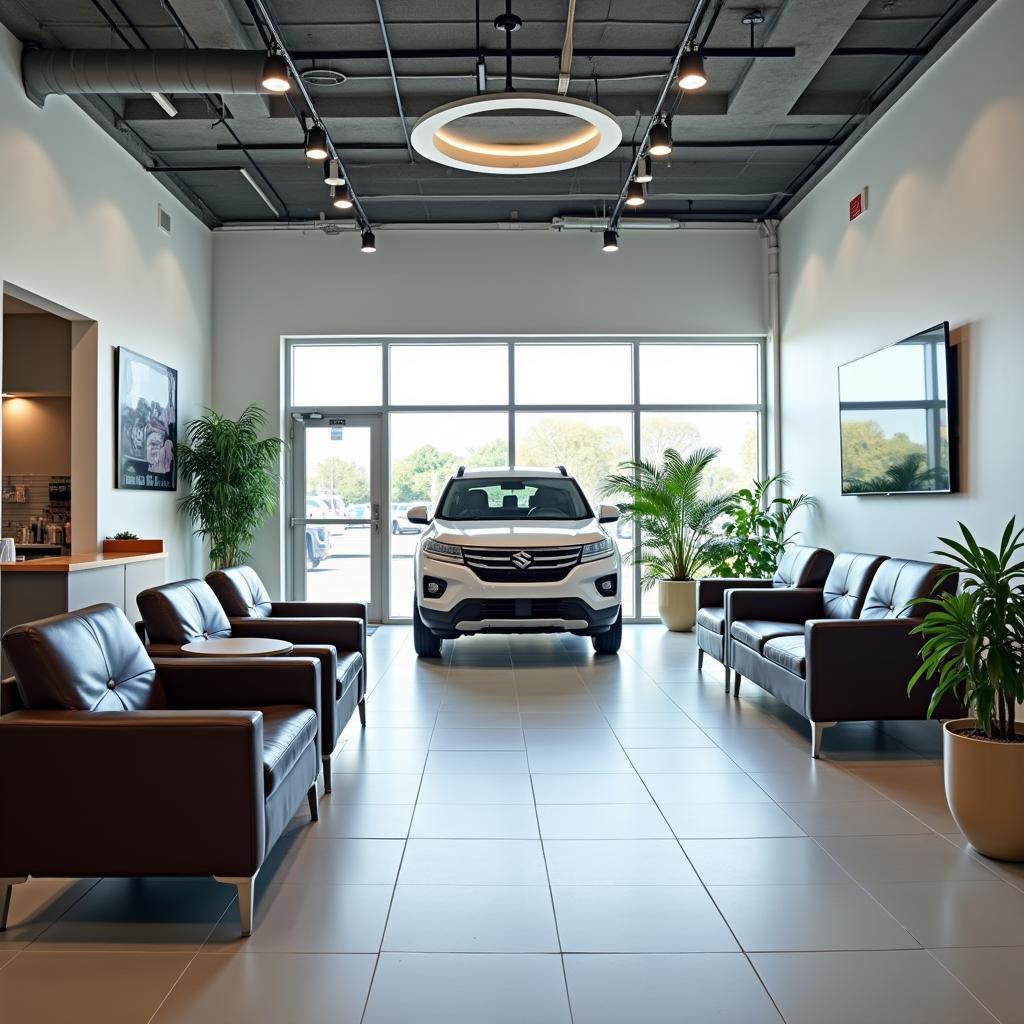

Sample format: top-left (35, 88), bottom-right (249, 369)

top-left (422, 538), bottom-right (464, 563)
top-left (581, 537), bottom-right (615, 562)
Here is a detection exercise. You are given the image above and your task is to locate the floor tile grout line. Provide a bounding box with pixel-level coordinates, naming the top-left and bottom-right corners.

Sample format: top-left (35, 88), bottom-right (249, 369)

top-left (359, 627), bottom-right (447, 1024)
top-left (920, 947), bottom-right (1006, 1023)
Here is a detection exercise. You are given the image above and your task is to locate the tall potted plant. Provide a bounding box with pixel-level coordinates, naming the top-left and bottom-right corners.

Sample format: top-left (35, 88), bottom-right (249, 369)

top-left (909, 518), bottom-right (1024, 860)
top-left (711, 473), bottom-right (816, 578)
top-left (604, 447), bottom-right (733, 631)
top-left (178, 404), bottom-right (285, 570)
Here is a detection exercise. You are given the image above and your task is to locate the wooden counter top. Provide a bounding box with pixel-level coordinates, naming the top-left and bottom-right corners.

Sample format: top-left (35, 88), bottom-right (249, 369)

top-left (1, 552), bottom-right (167, 574)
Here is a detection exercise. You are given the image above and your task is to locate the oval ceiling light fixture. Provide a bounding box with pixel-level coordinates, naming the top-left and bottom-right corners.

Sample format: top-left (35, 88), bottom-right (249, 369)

top-left (411, 93), bottom-right (621, 175)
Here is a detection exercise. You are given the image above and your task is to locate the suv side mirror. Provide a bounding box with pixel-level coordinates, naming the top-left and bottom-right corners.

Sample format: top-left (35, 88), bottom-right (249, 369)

top-left (598, 503), bottom-right (620, 524)
top-left (407, 504), bottom-right (430, 525)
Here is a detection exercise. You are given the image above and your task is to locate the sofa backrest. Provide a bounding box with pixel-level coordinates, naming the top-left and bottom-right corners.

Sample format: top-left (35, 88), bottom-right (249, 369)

top-left (860, 558), bottom-right (955, 619)
top-left (2, 603), bottom-right (162, 711)
top-left (137, 579), bottom-right (233, 645)
top-left (822, 552), bottom-right (888, 619)
top-left (206, 565), bottom-right (272, 619)
top-left (772, 545), bottom-right (834, 589)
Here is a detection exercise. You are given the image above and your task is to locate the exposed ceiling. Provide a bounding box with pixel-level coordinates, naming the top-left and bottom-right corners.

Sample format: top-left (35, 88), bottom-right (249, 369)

top-left (1, 0), bottom-right (986, 229)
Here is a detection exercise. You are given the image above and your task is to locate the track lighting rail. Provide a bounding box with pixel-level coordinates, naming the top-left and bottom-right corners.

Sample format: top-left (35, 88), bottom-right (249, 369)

top-left (245, 0), bottom-right (370, 232)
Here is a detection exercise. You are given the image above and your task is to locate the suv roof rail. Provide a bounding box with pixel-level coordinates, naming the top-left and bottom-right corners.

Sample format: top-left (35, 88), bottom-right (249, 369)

top-left (456, 465), bottom-right (466, 477)
top-left (556, 465), bottom-right (568, 476)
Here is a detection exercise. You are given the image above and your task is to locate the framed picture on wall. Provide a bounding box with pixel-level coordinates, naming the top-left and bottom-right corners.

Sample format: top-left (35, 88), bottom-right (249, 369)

top-left (116, 347), bottom-right (178, 490)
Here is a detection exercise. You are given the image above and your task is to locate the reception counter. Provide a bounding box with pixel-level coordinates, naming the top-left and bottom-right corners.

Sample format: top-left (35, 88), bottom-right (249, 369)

top-left (1, 551), bottom-right (167, 672)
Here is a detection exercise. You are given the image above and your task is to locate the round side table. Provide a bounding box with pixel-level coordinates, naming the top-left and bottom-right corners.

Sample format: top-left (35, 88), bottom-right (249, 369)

top-left (180, 637), bottom-right (295, 657)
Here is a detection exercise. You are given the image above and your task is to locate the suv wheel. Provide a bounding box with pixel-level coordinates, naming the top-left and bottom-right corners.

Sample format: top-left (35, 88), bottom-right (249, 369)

top-left (591, 608), bottom-right (622, 655)
top-left (413, 600), bottom-right (443, 657)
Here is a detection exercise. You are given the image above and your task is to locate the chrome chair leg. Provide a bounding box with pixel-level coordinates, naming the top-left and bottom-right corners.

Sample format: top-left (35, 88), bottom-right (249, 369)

top-left (214, 873), bottom-right (258, 937)
top-left (0, 877), bottom-right (28, 932)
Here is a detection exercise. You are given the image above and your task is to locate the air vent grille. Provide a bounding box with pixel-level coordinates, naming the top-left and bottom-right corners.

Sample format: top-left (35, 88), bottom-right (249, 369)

top-left (157, 204), bottom-right (171, 234)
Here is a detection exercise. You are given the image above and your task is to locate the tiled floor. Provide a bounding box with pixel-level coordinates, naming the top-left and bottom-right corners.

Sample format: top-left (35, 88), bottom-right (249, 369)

top-left (2, 625), bottom-right (1021, 1022)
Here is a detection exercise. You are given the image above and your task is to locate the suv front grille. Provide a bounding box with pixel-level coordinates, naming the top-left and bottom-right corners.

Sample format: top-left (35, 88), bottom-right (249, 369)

top-left (462, 545), bottom-right (582, 582)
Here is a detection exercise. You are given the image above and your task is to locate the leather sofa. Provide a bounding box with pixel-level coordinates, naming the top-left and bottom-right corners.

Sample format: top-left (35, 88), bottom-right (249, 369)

top-left (206, 565), bottom-right (367, 731)
top-left (0, 603), bottom-right (321, 937)
top-left (696, 544), bottom-right (834, 692)
top-left (137, 577), bottom-right (364, 792)
top-left (726, 555), bottom-right (964, 757)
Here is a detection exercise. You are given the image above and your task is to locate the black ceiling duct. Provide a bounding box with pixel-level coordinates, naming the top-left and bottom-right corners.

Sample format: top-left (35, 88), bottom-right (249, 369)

top-left (22, 48), bottom-right (272, 107)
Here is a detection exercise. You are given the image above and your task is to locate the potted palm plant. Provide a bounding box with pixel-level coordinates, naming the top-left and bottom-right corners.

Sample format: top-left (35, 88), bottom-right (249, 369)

top-left (604, 447), bottom-right (733, 631)
top-left (177, 404), bottom-right (285, 570)
top-left (909, 518), bottom-right (1024, 861)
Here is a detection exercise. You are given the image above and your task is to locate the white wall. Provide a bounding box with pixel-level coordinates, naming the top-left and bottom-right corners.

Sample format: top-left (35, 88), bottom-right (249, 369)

top-left (0, 23), bottom-right (212, 581)
top-left (213, 226), bottom-right (768, 594)
top-left (779, 0), bottom-right (1024, 559)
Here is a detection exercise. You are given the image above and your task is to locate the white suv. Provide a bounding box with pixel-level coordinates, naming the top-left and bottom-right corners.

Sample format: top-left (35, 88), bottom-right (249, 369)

top-left (407, 467), bottom-right (622, 657)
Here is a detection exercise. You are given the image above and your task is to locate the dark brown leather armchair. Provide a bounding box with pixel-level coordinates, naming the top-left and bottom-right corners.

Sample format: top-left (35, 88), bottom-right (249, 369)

top-left (137, 577), bottom-right (363, 792)
top-left (0, 603), bottom-right (321, 937)
top-left (726, 555), bottom-right (964, 756)
top-left (696, 544), bottom-right (834, 692)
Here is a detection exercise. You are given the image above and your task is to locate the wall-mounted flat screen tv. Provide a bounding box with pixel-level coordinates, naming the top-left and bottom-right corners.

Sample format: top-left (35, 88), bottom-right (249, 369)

top-left (838, 323), bottom-right (959, 495)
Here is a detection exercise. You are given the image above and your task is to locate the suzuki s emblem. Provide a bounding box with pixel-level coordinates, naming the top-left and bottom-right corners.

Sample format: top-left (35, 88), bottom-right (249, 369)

top-left (511, 550), bottom-right (533, 569)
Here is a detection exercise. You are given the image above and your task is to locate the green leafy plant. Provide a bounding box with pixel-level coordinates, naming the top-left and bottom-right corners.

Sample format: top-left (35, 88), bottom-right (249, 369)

top-left (112, 531), bottom-right (139, 541)
top-left (711, 473), bottom-right (816, 578)
top-left (177, 404), bottom-right (285, 570)
top-left (603, 447), bottom-right (733, 589)
top-left (909, 519), bottom-right (1024, 741)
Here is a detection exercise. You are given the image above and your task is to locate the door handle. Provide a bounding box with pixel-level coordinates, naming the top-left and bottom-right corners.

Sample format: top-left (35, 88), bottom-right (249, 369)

top-left (372, 503), bottom-right (380, 533)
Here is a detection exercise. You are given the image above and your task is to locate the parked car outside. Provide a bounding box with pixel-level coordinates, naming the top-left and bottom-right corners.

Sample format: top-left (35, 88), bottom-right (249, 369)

top-left (392, 502), bottom-right (424, 535)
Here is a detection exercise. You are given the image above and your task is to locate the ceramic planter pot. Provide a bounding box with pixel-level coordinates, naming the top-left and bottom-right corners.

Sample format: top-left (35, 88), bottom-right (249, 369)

top-left (944, 719), bottom-right (1024, 861)
top-left (657, 579), bottom-right (697, 631)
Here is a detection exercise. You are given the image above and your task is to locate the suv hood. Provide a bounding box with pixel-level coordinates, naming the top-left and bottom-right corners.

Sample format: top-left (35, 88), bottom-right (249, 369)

top-left (431, 519), bottom-right (608, 548)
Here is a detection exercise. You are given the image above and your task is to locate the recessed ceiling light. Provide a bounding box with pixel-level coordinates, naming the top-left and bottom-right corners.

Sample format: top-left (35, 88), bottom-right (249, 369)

top-left (261, 53), bottom-right (291, 93)
top-left (602, 229), bottom-right (619, 252)
top-left (678, 48), bottom-right (707, 90)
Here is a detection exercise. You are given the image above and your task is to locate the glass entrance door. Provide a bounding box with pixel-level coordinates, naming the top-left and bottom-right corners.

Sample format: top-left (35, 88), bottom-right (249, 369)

top-left (290, 414), bottom-right (383, 621)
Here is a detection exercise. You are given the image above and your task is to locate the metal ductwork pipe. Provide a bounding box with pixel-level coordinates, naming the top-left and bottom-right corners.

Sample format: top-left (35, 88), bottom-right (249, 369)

top-left (22, 48), bottom-right (271, 107)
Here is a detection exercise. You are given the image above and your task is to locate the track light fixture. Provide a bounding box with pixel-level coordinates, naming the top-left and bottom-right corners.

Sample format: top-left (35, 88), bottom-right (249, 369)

top-left (635, 155), bottom-right (653, 183)
top-left (261, 52), bottom-right (291, 93)
top-left (602, 229), bottom-right (619, 253)
top-left (323, 159), bottom-right (345, 186)
top-left (625, 179), bottom-right (646, 207)
top-left (331, 183), bottom-right (353, 210)
top-left (647, 116), bottom-right (672, 157)
top-left (305, 125), bottom-right (329, 161)
top-left (677, 46), bottom-right (707, 90)
top-left (360, 231), bottom-right (377, 253)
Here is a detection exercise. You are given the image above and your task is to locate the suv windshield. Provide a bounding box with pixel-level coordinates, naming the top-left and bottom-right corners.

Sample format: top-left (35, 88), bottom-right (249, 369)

top-left (436, 477), bottom-right (592, 521)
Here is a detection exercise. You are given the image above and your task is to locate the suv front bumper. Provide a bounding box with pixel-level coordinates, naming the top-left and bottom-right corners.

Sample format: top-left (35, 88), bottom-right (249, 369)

top-left (419, 596), bottom-right (620, 637)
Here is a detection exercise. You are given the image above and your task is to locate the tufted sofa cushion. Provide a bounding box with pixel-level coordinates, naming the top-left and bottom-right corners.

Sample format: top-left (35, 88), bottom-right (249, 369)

top-left (206, 565), bottom-right (273, 619)
top-left (859, 558), bottom-right (953, 620)
top-left (772, 545), bottom-right (834, 589)
top-left (3, 603), bottom-right (162, 711)
top-left (822, 552), bottom-right (888, 619)
top-left (137, 579), bottom-right (233, 645)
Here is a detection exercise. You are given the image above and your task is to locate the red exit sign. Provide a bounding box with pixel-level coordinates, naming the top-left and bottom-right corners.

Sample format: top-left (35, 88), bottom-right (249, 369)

top-left (849, 187), bottom-right (868, 221)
